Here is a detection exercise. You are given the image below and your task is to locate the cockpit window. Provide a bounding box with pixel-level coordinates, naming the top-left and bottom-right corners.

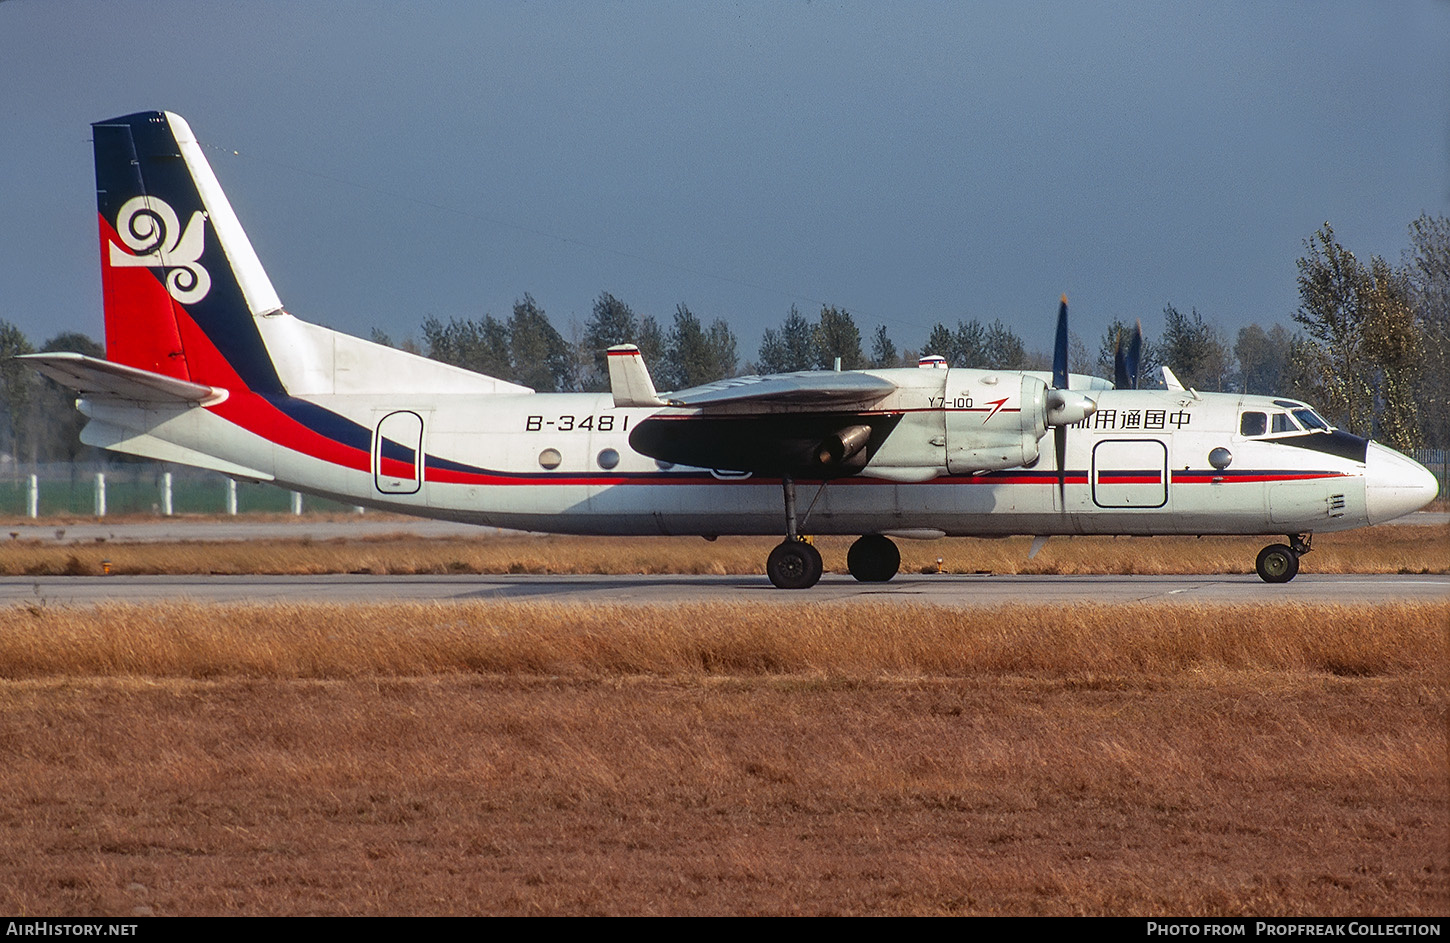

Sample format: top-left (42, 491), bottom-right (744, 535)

top-left (1291, 408), bottom-right (1330, 431)
top-left (1243, 408), bottom-right (1327, 438)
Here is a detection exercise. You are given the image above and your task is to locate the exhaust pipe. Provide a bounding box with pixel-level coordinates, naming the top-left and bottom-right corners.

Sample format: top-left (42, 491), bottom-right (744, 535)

top-left (816, 424), bottom-right (873, 467)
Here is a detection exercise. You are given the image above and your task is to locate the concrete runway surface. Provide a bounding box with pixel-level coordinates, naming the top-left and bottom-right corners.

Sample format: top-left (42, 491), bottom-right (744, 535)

top-left (3, 572), bottom-right (1446, 606)
top-left (0, 512), bottom-right (1444, 545)
top-left (0, 513), bottom-right (1442, 607)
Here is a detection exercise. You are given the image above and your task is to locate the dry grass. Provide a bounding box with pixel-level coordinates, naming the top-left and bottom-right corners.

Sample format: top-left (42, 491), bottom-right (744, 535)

top-left (0, 600), bottom-right (1443, 680)
top-left (0, 523), bottom-right (1445, 577)
top-left (0, 600), bottom-right (1445, 916)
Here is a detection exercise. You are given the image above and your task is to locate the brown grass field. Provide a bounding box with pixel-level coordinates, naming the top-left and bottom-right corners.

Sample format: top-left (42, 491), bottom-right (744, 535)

top-left (0, 521), bottom-right (1446, 577)
top-left (0, 594), bottom-right (1446, 916)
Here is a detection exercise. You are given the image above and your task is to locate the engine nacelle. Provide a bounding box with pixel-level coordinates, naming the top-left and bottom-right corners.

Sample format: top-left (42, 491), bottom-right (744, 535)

top-left (943, 370), bottom-right (1049, 474)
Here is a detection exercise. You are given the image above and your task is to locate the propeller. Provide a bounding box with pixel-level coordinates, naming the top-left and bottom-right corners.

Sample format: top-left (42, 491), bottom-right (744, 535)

top-left (1113, 320), bottom-right (1144, 390)
top-left (1052, 296), bottom-right (1070, 504)
top-left (1045, 295), bottom-right (1095, 504)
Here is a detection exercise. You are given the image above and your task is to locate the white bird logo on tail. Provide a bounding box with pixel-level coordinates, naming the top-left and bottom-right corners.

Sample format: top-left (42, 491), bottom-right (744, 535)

top-left (109, 196), bottom-right (211, 304)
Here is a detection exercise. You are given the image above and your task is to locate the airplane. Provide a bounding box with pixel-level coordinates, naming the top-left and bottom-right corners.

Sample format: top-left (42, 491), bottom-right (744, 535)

top-left (21, 111), bottom-right (1441, 589)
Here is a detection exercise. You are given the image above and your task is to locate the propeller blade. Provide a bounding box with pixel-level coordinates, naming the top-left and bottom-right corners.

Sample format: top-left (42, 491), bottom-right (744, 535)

top-left (1055, 423), bottom-right (1068, 505)
top-left (1127, 320), bottom-right (1143, 390)
top-left (1113, 329), bottom-right (1129, 390)
top-left (1051, 296), bottom-right (1074, 504)
top-left (1052, 294), bottom-right (1069, 391)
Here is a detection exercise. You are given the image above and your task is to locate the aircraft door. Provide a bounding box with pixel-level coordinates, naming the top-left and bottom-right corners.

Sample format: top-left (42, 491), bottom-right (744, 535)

top-left (373, 410), bottom-right (425, 495)
top-left (1092, 438), bottom-right (1168, 508)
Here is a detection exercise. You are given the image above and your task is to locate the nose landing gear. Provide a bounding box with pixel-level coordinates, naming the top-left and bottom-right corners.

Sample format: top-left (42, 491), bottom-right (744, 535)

top-left (1255, 534), bottom-right (1311, 583)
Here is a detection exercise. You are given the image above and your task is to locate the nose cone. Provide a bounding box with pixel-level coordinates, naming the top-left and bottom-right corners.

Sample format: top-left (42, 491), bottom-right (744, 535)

top-left (1364, 442), bottom-right (1440, 524)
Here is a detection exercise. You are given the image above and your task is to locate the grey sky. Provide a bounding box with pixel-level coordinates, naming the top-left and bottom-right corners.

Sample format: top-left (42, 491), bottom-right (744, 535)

top-left (2, 1), bottom-right (1446, 364)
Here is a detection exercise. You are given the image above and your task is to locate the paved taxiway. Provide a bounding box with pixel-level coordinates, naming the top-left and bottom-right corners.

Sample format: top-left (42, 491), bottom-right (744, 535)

top-left (3, 573), bottom-right (1446, 606)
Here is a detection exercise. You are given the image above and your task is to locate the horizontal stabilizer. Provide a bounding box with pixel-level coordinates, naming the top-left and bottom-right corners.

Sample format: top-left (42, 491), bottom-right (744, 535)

top-left (606, 345), bottom-right (665, 407)
top-left (79, 420), bottom-right (273, 480)
top-left (20, 353), bottom-right (225, 404)
top-left (666, 371), bottom-right (897, 410)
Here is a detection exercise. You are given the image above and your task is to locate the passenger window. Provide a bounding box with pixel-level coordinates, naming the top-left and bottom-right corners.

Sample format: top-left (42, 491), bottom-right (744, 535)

top-left (1240, 412), bottom-right (1266, 436)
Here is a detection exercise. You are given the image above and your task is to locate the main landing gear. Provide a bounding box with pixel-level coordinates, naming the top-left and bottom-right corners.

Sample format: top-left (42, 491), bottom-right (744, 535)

top-left (766, 540), bottom-right (823, 590)
top-left (766, 476), bottom-right (904, 588)
top-left (766, 533), bottom-right (904, 588)
top-left (1255, 534), bottom-right (1311, 584)
top-left (847, 534), bottom-right (900, 583)
top-left (767, 475), bottom-right (823, 589)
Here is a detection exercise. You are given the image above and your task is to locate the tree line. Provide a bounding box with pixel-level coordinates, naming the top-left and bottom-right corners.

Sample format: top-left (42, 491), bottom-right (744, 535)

top-left (381, 210), bottom-right (1448, 450)
top-left (1, 214), bottom-right (1445, 465)
top-left (0, 326), bottom-right (103, 468)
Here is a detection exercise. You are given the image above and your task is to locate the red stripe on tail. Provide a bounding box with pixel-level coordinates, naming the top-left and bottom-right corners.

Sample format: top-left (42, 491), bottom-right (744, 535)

top-left (99, 214), bottom-right (191, 380)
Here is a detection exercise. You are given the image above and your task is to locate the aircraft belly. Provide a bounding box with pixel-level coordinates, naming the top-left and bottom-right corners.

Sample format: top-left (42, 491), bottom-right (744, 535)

top-left (407, 471), bottom-right (1354, 539)
top-left (420, 478), bottom-right (1101, 538)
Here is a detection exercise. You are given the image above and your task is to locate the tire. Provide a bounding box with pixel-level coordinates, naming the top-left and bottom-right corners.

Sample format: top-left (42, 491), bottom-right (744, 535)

top-left (847, 534), bottom-right (900, 583)
top-left (767, 540), bottom-right (824, 589)
top-left (1255, 544), bottom-right (1300, 583)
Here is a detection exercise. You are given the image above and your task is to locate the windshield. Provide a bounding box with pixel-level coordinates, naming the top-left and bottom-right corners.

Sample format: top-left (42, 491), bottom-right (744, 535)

top-left (1291, 408), bottom-right (1331, 431)
top-left (1271, 412), bottom-right (1300, 434)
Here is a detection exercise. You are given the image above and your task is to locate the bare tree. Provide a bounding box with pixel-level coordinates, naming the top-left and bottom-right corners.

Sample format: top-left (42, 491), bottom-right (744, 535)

top-left (1291, 224), bottom-right (1422, 447)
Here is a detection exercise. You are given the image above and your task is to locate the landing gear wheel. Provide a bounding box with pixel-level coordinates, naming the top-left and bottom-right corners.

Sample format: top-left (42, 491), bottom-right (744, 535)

top-left (1255, 544), bottom-right (1300, 583)
top-left (767, 540), bottom-right (823, 589)
top-left (847, 535), bottom-right (900, 583)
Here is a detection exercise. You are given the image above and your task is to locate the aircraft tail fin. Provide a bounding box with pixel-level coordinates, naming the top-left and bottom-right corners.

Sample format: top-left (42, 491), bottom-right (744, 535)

top-left (93, 111), bottom-right (286, 393)
top-left (90, 111), bottom-right (532, 398)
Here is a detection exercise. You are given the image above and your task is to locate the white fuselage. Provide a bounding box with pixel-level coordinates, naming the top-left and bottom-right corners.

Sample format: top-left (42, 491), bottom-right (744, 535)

top-left (79, 370), bottom-right (1423, 540)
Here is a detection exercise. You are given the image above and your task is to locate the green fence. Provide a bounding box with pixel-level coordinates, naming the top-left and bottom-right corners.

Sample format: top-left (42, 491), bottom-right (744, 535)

top-left (0, 463), bottom-right (364, 517)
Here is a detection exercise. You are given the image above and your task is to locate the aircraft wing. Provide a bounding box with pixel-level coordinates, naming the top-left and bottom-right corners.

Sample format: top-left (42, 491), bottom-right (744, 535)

top-left (606, 345), bottom-right (901, 476)
top-left (19, 353), bottom-right (225, 405)
top-left (664, 371), bottom-right (896, 409)
top-left (607, 345), bottom-right (895, 410)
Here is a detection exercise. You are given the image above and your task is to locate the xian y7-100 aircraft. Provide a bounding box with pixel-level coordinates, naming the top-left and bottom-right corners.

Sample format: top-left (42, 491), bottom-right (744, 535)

top-left (22, 111), bottom-right (1440, 588)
